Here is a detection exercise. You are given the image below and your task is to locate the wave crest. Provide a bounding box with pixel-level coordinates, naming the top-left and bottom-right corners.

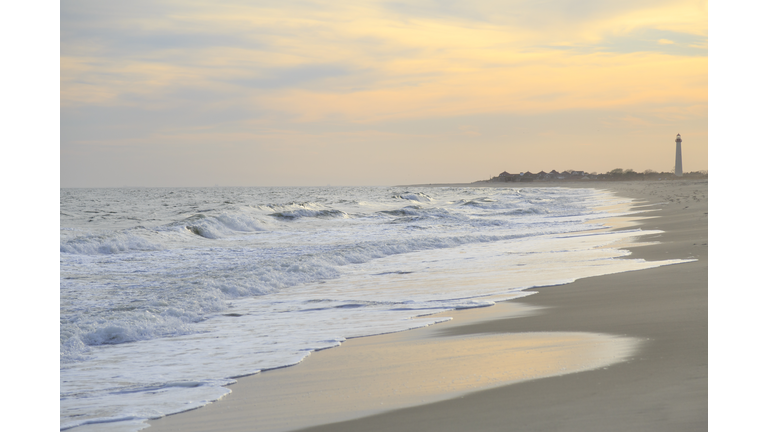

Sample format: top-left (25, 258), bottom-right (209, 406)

top-left (393, 192), bottom-right (433, 202)
top-left (60, 231), bottom-right (162, 254)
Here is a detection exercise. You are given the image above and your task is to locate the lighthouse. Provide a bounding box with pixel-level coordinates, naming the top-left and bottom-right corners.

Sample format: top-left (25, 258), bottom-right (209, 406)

top-left (675, 133), bottom-right (683, 177)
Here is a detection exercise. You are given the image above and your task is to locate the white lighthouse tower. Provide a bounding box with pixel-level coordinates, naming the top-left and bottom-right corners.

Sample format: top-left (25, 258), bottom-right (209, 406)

top-left (674, 133), bottom-right (683, 177)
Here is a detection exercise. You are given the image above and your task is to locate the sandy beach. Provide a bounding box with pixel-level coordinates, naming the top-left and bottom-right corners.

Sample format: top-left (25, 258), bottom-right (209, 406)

top-left (149, 179), bottom-right (707, 432)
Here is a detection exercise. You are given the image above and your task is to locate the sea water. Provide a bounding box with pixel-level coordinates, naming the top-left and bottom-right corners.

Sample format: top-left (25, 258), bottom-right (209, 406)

top-left (60, 186), bottom-right (689, 431)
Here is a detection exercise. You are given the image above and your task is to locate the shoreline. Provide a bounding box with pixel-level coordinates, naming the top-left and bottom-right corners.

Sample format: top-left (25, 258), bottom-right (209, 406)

top-left (149, 180), bottom-right (707, 432)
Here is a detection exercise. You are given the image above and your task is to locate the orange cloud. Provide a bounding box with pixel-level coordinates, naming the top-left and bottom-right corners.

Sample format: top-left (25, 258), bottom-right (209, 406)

top-left (61, 0), bottom-right (708, 186)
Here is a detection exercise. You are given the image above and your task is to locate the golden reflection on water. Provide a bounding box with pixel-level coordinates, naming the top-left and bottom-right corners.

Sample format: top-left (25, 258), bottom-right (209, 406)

top-left (237, 330), bottom-right (639, 431)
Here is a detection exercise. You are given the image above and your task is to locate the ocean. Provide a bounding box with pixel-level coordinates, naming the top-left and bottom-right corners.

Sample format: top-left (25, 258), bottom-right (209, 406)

top-left (60, 186), bottom-right (690, 431)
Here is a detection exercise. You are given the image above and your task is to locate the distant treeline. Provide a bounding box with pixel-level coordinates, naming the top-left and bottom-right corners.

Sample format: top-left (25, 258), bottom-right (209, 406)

top-left (482, 168), bottom-right (708, 183)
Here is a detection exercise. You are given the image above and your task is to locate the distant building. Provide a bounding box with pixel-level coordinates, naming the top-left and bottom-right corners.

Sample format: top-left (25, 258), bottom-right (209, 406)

top-left (495, 171), bottom-right (516, 182)
top-left (520, 171), bottom-right (534, 182)
top-left (675, 133), bottom-right (683, 177)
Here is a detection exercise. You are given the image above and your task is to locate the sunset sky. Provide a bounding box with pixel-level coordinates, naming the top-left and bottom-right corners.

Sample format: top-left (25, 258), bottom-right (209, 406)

top-left (60, 0), bottom-right (708, 187)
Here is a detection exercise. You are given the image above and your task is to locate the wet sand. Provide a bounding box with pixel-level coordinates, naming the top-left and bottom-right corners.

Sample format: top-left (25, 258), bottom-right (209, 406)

top-left (149, 180), bottom-right (707, 432)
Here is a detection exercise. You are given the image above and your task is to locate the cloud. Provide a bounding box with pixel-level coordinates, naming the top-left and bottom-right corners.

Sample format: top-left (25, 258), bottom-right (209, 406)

top-left (60, 0), bottom-right (708, 186)
top-left (227, 64), bottom-right (357, 90)
top-left (597, 29), bottom-right (706, 56)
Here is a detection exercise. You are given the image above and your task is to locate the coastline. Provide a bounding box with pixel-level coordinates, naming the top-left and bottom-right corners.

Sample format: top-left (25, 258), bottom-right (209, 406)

top-left (149, 180), bottom-right (707, 432)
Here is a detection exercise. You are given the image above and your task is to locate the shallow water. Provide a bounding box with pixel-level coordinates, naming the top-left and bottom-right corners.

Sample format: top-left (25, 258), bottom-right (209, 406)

top-left (60, 186), bottom-right (690, 431)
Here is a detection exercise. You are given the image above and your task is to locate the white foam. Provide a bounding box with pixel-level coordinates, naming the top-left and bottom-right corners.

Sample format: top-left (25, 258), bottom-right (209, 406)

top-left (59, 186), bottom-right (686, 431)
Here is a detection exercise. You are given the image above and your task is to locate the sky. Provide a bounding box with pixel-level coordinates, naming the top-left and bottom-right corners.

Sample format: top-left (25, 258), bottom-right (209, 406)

top-left (7, 3), bottom-right (767, 429)
top-left (60, 0), bottom-right (708, 187)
